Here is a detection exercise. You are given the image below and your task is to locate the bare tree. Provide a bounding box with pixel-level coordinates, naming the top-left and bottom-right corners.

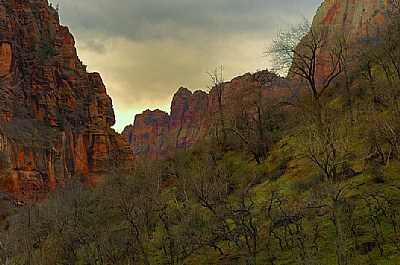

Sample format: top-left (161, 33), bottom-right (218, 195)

top-left (207, 66), bottom-right (228, 149)
top-left (298, 104), bottom-right (352, 181)
top-left (358, 12), bottom-right (400, 167)
top-left (225, 71), bottom-right (282, 164)
top-left (265, 17), bottom-right (347, 103)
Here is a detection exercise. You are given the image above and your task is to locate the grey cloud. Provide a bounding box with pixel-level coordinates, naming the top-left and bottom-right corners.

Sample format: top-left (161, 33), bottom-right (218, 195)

top-left (52, 0), bottom-right (322, 42)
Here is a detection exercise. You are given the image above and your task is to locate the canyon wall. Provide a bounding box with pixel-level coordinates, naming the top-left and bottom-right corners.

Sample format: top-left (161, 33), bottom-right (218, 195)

top-left (0, 0), bottom-right (133, 199)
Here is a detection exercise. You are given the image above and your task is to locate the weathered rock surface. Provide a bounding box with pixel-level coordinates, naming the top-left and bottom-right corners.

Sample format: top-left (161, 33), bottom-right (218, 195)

top-left (313, 0), bottom-right (394, 38)
top-left (169, 87), bottom-right (209, 150)
top-left (0, 0), bottom-right (133, 199)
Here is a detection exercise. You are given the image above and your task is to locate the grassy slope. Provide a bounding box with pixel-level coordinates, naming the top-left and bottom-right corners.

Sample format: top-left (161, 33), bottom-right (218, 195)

top-left (181, 134), bottom-right (400, 264)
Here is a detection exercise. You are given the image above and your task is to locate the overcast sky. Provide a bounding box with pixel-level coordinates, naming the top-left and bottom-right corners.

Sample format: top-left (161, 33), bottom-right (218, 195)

top-left (48, 0), bottom-right (322, 132)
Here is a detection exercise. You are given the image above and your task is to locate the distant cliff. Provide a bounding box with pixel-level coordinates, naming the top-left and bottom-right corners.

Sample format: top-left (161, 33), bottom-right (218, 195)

top-left (0, 0), bottom-right (133, 199)
top-left (123, 70), bottom-right (285, 162)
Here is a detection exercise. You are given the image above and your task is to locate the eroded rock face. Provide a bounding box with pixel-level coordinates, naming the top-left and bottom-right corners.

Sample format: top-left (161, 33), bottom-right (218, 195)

top-left (123, 109), bottom-right (170, 161)
top-left (0, 0), bottom-right (133, 199)
top-left (123, 70), bottom-right (284, 162)
top-left (313, 0), bottom-right (394, 38)
top-left (304, 0), bottom-right (395, 81)
top-left (168, 87), bottom-right (209, 150)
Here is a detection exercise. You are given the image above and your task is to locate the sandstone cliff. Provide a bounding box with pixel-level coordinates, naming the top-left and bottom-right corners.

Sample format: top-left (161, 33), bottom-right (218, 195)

top-left (312, 0), bottom-right (394, 39)
top-left (301, 0), bottom-right (395, 81)
top-left (0, 0), bottom-right (133, 199)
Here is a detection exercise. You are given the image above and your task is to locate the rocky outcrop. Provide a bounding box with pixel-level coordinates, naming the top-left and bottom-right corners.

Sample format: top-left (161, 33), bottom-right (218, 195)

top-left (0, 0), bottom-right (133, 199)
top-left (122, 88), bottom-right (209, 162)
top-left (123, 109), bottom-right (169, 161)
top-left (123, 70), bottom-right (285, 161)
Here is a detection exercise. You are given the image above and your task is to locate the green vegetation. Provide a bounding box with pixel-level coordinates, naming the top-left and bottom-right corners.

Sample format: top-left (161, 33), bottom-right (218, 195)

top-left (2, 10), bottom-right (400, 265)
top-left (29, 36), bottom-right (36, 52)
top-left (39, 33), bottom-right (55, 65)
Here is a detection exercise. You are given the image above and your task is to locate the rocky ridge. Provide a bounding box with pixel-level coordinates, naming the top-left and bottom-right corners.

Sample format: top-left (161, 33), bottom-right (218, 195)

top-left (123, 70), bottom-right (285, 162)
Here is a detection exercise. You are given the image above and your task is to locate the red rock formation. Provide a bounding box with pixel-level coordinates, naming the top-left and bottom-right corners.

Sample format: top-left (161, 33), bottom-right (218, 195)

top-left (123, 70), bottom-right (284, 161)
top-left (0, 0), bottom-right (133, 199)
top-left (168, 87), bottom-right (209, 150)
top-left (123, 109), bottom-right (169, 161)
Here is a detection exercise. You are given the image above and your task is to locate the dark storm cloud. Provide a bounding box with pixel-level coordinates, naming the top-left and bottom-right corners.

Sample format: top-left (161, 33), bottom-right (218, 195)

top-left (48, 0), bottom-right (322, 131)
top-left (54, 0), bottom-right (321, 42)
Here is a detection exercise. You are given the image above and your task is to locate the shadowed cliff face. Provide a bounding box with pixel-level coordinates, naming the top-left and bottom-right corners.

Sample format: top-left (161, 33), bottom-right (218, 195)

top-left (0, 0), bottom-right (133, 199)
